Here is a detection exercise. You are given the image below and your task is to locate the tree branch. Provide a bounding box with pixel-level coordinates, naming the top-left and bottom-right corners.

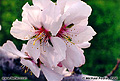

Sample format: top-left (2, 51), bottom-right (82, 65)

top-left (107, 59), bottom-right (120, 78)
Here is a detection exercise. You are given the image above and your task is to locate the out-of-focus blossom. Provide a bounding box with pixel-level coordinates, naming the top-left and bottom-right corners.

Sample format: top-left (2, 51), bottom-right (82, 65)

top-left (0, 47), bottom-right (18, 58)
top-left (2, 40), bottom-right (40, 77)
top-left (2, 40), bottom-right (70, 81)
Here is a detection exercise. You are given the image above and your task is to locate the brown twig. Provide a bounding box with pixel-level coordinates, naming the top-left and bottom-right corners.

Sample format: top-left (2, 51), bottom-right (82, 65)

top-left (107, 59), bottom-right (120, 77)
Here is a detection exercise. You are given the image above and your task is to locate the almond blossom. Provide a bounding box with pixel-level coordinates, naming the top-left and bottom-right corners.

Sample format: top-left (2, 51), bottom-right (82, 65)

top-left (2, 40), bottom-right (71, 81)
top-left (10, 1), bottom-right (67, 68)
top-left (9, 0), bottom-right (96, 80)
top-left (2, 40), bottom-right (40, 77)
top-left (50, 0), bottom-right (96, 71)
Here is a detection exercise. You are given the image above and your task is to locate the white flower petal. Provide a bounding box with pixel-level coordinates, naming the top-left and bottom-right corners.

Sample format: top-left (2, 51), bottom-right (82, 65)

top-left (41, 64), bottom-right (63, 81)
top-left (64, 1), bottom-right (92, 25)
top-left (53, 66), bottom-right (71, 76)
top-left (32, 0), bottom-right (52, 10)
top-left (25, 38), bottom-right (40, 63)
top-left (42, 3), bottom-right (67, 35)
top-left (51, 37), bottom-right (67, 61)
top-left (0, 47), bottom-right (18, 58)
top-left (10, 19), bottom-right (35, 40)
top-left (62, 42), bottom-right (85, 71)
top-left (40, 43), bottom-right (64, 68)
top-left (50, 13), bottom-right (69, 36)
top-left (71, 26), bottom-right (96, 44)
top-left (78, 18), bottom-right (88, 26)
top-left (46, 52), bottom-right (59, 67)
top-left (57, 0), bottom-right (80, 14)
top-left (21, 59), bottom-right (40, 78)
top-left (40, 44), bottom-right (57, 68)
top-left (21, 44), bottom-right (27, 53)
top-left (22, 4), bottom-right (32, 26)
top-left (22, 3), bottom-right (42, 28)
top-left (40, 53), bottom-right (52, 68)
top-left (54, 66), bottom-right (66, 74)
top-left (42, 3), bottom-right (60, 30)
top-left (2, 40), bottom-right (27, 58)
top-left (68, 24), bottom-right (87, 34)
top-left (76, 42), bottom-right (91, 48)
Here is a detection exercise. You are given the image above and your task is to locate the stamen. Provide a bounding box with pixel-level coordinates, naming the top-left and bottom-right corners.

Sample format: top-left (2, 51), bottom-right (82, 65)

top-left (57, 24), bottom-right (76, 45)
top-left (21, 65), bottom-right (25, 69)
top-left (62, 34), bottom-right (75, 44)
top-left (29, 71), bottom-right (32, 75)
top-left (33, 30), bottom-right (49, 45)
top-left (24, 70), bottom-right (27, 73)
top-left (33, 34), bottom-right (43, 45)
top-left (33, 38), bottom-right (40, 45)
top-left (21, 65), bottom-right (23, 67)
top-left (31, 72), bottom-right (32, 75)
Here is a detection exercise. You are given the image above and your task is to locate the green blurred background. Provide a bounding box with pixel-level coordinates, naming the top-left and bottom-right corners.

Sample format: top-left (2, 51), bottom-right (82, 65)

top-left (0, 0), bottom-right (120, 80)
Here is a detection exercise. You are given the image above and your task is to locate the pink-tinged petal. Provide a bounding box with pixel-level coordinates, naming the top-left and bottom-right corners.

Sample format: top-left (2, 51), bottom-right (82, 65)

top-left (41, 3), bottom-right (57, 30)
top-left (41, 64), bottom-right (63, 81)
top-left (25, 38), bottom-right (40, 63)
top-left (32, 0), bottom-right (52, 10)
top-left (42, 3), bottom-right (67, 35)
top-left (2, 40), bottom-right (27, 58)
top-left (50, 13), bottom-right (69, 36)
top-left (46, 52), bottom-right (59, 67)
top-left (40, 43), bottom-right (56, 68)
top-left (51, 37), bottom-right (67, 61)
top-left (40, 44), bottom-right (57, 68)
top-left (54, 66), bottom-right (72, 77)
top-left (76, 42), bottom-right (91, 48)
top-left (57, 0), bottom-right (80, 14)
top-left (71, 26), bottom-right (96, 44)
top-left (21, 59), bottom-right (40, 78)
top-left (40, 43), bottom-right (64, 68)
top-left (0, 47), bottom-right (18, 58)
top-left (54, 66), bottom-right (66, 74)
top-left (21, 44), bottom-right (27, 53)
top-left (22, 4), bottom-right (32, 26)
top-left (40, 53), bottom-right (52, 68)
top-left (62, 42), bottom-right (85, 71)
top-left (10, 19), bottom-right (35, 40)
top-left (22, 3), bottom-right (42, 28)
top-left (78, 18), bottom-right (88, 26)
top-left (67, 24), bottom-right (87, 34)
top-left (53, 65), bottom-right (71, 76)
top-left (64, 1), bottom-right (92, 25)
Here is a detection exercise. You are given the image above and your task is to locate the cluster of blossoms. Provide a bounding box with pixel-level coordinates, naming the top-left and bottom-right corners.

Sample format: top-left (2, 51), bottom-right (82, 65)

top-left (2, 0), bottom-right (96, 81)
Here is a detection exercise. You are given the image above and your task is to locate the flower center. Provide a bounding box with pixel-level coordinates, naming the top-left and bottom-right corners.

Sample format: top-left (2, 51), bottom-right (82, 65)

top-left (33, 26), bottom-right (51, 45)
top-left (57, 24), bottom-right (74, 43)
top-left (57, 25), bottom-right (67, 38)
